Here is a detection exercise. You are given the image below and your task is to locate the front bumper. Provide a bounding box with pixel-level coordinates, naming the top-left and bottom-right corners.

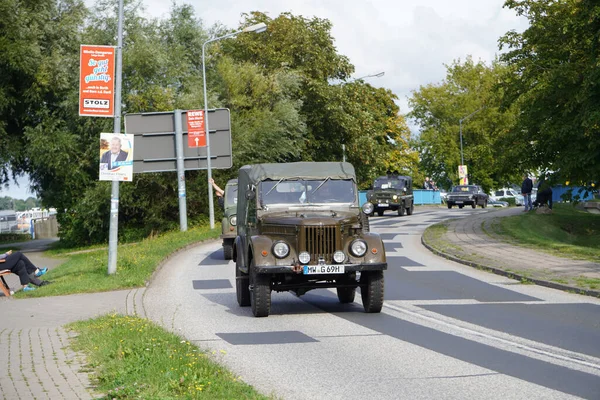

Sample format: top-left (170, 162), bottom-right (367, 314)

top-left (254, 262), bottom-right (387, 274)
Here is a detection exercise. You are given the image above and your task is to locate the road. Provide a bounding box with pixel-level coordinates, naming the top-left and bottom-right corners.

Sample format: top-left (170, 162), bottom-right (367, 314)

top-left (143, 207), bottom-right (600, 400)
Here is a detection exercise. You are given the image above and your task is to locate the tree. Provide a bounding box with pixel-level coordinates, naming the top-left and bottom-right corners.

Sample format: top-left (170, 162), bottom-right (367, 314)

top-left (408, 57), bottom-right (518, 192)
top-left (500, 0), bottom-right (600, 187)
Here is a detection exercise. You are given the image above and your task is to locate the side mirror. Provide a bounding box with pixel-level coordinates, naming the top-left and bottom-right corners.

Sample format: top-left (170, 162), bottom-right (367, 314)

top-left (245, 190), bottom-right (256, 200)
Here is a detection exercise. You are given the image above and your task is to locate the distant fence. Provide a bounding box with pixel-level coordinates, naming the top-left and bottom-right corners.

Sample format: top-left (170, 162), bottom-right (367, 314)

top-left (358, 190), bottom-right (442, 206)
top-left (550, 186), bottom-right (595, 203)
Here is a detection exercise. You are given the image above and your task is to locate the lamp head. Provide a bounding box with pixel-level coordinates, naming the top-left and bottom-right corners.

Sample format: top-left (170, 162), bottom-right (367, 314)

top-left (244, 22), bottom-right (267, 33)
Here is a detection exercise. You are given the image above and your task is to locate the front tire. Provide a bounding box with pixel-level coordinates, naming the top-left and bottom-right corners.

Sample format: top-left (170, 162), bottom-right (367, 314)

top-left (447, 203), bottom-right (453, 209)
top-left (481, 200), bottom-right (487, 208)
top-left (406, 203), bottom-right (414, 215)
top-left (459, 205), bottom-right (464, 209)
top-left (250, 261), bottom-right (271, 317)
top-left (398, 205), bottom-right (405, 216)
top-left (377, 209), bottom-right (384, 216)
top-left (471, 203), bottom-right (476, 209)
top-left (236, 262), bottom-right (250, 307)
top-left (361, 271), bottom-right (384, 313)
top-left (337, 287), bottom-right (356, 303)
top-left (223, 242), bottom-right (233, 260)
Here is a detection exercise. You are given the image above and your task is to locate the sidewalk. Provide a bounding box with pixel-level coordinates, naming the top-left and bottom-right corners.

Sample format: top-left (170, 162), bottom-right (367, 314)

top-left (422, 206), bottom-right (600, 297)
top-left (0, 238), bottom-right (147, 399)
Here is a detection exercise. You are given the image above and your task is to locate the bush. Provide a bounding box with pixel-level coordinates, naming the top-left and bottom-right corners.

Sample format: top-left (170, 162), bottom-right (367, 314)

top-left (499, 197), bottom-right (516, 206)
top-left (0, 233), bottom-right (31, 243)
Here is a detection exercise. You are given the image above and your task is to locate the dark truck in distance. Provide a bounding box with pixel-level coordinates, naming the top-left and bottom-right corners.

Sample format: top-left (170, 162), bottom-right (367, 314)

top-left (220, 179), bottom-right (238, 260)
top-left (367, 175), bottom-right (414, 216)
top-left (447, 185), bottom-right (488, 209)
top-left (233, 162), bottom-right (387, 317)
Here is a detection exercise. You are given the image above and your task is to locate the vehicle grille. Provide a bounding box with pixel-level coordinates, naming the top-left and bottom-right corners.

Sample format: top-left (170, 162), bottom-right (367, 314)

top-left (301, 225), bottom-right (339, 264)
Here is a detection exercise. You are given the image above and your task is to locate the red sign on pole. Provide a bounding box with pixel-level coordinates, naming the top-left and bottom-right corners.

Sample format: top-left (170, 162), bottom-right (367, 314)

top-left (79, 45), bottom-right (116, 117)
top-left (187, 110), bottom-right (206, 148)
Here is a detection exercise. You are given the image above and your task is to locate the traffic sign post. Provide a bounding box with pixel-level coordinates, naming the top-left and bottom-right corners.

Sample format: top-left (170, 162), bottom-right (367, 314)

top-left (124, 109), bottom-right (232, 230)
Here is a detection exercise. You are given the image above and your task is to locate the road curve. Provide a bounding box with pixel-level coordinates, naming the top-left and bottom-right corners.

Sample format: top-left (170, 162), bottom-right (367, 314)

top-left (143, 207), bottom-right (600, 400)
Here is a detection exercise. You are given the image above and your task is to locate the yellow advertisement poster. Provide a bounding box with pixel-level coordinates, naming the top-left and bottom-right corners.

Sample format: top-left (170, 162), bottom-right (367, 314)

top-left (458, 165), bottom-right (468, 185)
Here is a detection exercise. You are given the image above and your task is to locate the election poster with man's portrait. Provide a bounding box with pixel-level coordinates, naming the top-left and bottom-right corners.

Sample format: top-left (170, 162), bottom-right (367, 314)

top-left (99, 133), bottom-right (134, 181)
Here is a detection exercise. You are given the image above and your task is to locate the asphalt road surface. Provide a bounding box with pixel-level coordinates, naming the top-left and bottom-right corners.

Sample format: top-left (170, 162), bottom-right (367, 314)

top-left (144, 207), bottom-right (600, 400)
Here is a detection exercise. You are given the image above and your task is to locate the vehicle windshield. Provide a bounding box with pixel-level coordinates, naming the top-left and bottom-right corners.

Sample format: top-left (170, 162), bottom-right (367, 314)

top-left (452, 185), bottom-right (476, 193)
top-left (374, 177), bottom-right (406, 190)
top-left (259, 179), bottom-right (355, 205)
top-left (225, 184), bottom-right (238, 207)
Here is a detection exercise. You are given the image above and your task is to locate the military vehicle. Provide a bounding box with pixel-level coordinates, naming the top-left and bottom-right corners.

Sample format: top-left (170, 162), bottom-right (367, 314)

top-left (233, 162), bottom-right (387, 317)
top-left (367, 174), bottom-right (414, 216)
top-left (220, 179), bottom-right (238, 259)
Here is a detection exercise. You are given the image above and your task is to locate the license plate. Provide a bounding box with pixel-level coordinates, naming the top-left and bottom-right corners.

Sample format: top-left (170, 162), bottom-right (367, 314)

top-left (378, 203), bottom-right (389, 207)
top-left (455, 201), bottom-right (463, 204)
top-left (303, 265), bottom-right (345, 274)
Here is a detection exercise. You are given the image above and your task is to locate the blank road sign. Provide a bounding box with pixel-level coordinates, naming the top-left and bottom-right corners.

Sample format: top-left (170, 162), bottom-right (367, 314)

top-left (125, 109), bottom-right (232, 173)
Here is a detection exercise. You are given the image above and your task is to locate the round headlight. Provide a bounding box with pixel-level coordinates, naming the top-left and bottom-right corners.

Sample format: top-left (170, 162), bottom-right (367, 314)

top-left (392, 195), bottom-right (398, 200)
top-left (350, 239), bottom-right (367, 257)
top-left (298, 251), bottom-right (311, 264)
top-left (362, 202), bottom-right (374, 215)
top-left (333, 250), bottom-right (345, 263)
top-left (272, 242), bottom-right (290, 259)
top-left (229, 215), bottom-right (237, 226)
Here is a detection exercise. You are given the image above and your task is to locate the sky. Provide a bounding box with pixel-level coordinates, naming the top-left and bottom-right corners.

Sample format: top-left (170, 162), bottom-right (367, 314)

top-left (2, 0), bottom-right (528, 200)
top-left (146, 0), bottom-right (528, 112)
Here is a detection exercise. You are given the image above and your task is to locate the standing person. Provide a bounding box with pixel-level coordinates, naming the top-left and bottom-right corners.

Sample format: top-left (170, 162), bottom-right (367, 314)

top-left (100, 136), bottom-right (129, 170)
top-left (0, 250), bottom-right (50, 292)
top-left (423, 177), bottom-right (432, 190)
top-left (209, 178), bottom-right (225, 208)
top-left (521, 174), bottom-right (533, 211)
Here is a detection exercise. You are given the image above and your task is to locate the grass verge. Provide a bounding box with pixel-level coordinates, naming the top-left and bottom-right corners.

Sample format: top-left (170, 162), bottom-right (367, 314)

top-left (422, 223), bottom-right (464, 255)
top-left (68, 314), bottom-right (269, 399)
top-left (496, 203), bottom-right (600, 262)
top-left (14, 225), bottom-right (220, 298)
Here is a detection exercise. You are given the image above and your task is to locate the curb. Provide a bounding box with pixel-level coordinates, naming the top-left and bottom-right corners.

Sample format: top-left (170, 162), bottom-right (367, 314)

top-left (420, 234), bottom-right (600, 299)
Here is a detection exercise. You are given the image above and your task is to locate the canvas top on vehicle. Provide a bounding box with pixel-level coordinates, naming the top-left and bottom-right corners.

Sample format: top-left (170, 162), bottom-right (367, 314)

top-left (237, 161), bottom-right (356, 187)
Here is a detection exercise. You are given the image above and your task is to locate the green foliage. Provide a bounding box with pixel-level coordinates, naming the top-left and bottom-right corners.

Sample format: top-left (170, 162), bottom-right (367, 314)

top-left (500, 0), bottom-right (600, 186)
top-left (0, 233), bottom-right (30, 243)
top-left (3, 2), bottom-right (417, 246)
top-left (408, 57), bottom-right (519, 192)
top-left (68, 314), bottom-right (268, 399)
top-left (0, 196), bottom-right (40, 211)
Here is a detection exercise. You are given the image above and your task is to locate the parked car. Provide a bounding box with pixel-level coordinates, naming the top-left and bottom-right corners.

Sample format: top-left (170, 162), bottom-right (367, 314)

top-left (366, 174), bottom-right (414, 216)
top-left (488, 198), bottom-right (509, 207)
top-left (447, 185), bottom-right (489, 209)
top-left (491, 188), bottom-right (524, 206)
top-left (233, 161), bottom-right (387, 317)
top-left (219, 179), bottom-right (238, 260)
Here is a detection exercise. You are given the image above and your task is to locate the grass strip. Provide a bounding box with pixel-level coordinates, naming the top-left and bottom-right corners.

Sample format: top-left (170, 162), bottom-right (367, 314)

top-left (15, 225), bottom-right (220, 298)
top-left (68, 314), bottom-right (269, 399)
top-left (498, 204), bottom-right (600, 262)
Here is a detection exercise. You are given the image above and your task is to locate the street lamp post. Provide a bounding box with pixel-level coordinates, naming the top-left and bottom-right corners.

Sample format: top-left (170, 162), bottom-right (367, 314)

top-left (459, 107), bottom-right (485, 166)
top-left (202, 23), bottom-right (267, 229)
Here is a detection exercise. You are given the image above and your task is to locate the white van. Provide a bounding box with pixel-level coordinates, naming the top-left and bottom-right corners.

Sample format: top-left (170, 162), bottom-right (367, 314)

top-left (490, 188), bottom-right (524, 206)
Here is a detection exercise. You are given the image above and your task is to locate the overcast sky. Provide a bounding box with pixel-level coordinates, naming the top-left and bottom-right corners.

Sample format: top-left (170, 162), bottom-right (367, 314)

top-left (2, 0), bottom-right (528, 200)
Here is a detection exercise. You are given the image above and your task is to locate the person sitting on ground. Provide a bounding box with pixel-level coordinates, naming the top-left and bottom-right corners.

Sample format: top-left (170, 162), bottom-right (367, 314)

top-left (0, 250), bottom-right (51, 292)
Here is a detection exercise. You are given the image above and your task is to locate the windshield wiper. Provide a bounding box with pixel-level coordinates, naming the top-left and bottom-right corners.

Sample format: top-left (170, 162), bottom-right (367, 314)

top-left (312, 177), bottom-right (330, 194)
top-left (264, 178), bottom-right (284, 196)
